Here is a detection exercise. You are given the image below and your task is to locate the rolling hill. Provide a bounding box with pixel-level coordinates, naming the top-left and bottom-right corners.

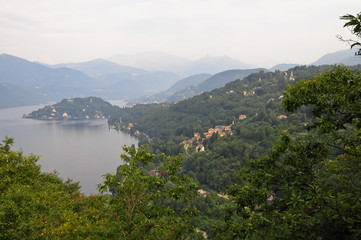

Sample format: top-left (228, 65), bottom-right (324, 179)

top-left (311, 48), bottom-right (361, 66)
top-left (0, 54), bottom-right (97, 108)
top-left (108, 52), bottom-right (255, 77)
top-left (51, 58), bottom-right (181, 98)
top-left (130, 69), bottom-right (267, 104)
top-left (131, 73), bottom-right (212, 104)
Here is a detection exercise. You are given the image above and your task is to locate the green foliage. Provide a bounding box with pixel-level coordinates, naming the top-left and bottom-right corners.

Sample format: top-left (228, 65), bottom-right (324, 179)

top-left (25, 96), bottom-right (119, 120)
top-left (0, 136), bottom-right (14, 154)
top-left (218, 135), bottom-right (336, 239)
top-left (112, 65), bottom-right (337, 193)
top-left (106, 64), bottom-right (361, 237)
top-left (340, 12), bottom-right (361, 55)
top-left (219, 66), bottom-right (361, 239)
top-left (0, 138), bottom-right (201, 239)
top-left (0, 137), bottom-right (126, 239)
top-left (0, 137), bottom-right (95, 239)
top-left (190, 192), bottom-right (233, 238)
top-left (106, 65), bottom-right (342, 237)
top-left (284, 66), bottom-right (361, 134)
top-left (184, 135), bottom-right (249, 192)
top-left (98, 145), bottom-right (199, 239)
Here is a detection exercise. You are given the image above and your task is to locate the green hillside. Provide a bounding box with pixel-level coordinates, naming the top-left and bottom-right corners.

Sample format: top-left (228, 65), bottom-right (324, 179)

top-left (3, 10), bottom-right (361, 239)
top-left (109, 65), bottom-right (334, 190)
top-left (4, 64), bottom-right (361, 239)
top-left (24, 96), bottom-right (119, 120)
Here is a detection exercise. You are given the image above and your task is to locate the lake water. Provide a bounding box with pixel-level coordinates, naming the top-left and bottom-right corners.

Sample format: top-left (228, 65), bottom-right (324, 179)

top-left (0, 101), bottom-right (138, 195)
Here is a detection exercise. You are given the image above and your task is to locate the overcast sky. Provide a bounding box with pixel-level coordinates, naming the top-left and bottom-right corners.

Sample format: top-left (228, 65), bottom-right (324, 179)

top-left (1, 0), bottom-right (360, 68)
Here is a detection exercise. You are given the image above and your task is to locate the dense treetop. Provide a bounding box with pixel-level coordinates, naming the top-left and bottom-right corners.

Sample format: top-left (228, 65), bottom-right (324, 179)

top-left (218, 65), bottom-right (361, 239)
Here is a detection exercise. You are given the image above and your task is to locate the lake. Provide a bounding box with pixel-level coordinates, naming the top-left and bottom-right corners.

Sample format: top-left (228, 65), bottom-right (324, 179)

top-left (0, 101), bottom-right (138, 195)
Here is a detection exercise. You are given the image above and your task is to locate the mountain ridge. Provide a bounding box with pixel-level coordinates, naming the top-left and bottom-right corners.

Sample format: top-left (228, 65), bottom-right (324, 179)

top-left (108, 52), bottom-right (255, 77)
top-left (1, 48), bottom-right (361, 109)
top-left (311, 48), bottom-right (361, 66)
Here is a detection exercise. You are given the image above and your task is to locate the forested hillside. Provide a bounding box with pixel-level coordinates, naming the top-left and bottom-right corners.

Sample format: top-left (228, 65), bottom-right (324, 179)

top-left (4, 63), bottom-right (361, 239)
top-left (2, 6), bottom-right (361, 240)
top-left (219, 65), bottom-right (361, 239)
top-left (109, 65), bottom-right (344, 191)
top-left (108, 63), bottom-right (361, 238)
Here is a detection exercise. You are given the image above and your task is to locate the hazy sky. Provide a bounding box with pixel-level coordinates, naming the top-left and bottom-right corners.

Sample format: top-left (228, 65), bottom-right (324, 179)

top-left (1, 0), bottom-right (360, 68)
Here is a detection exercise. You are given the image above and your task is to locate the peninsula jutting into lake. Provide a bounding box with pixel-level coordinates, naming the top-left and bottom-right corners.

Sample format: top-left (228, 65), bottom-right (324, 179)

top-left (23, 96), bottom-right (119, 120)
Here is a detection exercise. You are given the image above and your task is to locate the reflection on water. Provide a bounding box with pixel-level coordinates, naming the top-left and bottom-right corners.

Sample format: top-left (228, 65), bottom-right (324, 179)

top-left (0, 104), bottom-right (138, 195)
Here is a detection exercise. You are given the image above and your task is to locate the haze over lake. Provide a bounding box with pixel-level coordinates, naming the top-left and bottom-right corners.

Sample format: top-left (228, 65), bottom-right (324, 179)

top-left (0, 101), bottom-right (138, 195)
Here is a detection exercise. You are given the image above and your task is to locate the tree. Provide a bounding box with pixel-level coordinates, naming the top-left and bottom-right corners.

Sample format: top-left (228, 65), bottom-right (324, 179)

top-left (0, 138), bottom-right (201, 239)
top-left (283, 65), bottom-right (361, 237)
top-left (340, 12), bottom-right (361, 55)
top-left (216, 66), bottom-right (361, 239)
top-left (0, 137), bottom-right (102, 239)
top-left (0, 136), bottom-right (14, 153)
top-left (98, 145), bottom-right (199, 240)
top-left (283, 65), bottom-right (361, 145)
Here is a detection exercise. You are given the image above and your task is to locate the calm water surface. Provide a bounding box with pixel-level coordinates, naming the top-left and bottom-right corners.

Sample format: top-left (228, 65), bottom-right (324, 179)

top-left (0, 101), bottom-right (137, 195)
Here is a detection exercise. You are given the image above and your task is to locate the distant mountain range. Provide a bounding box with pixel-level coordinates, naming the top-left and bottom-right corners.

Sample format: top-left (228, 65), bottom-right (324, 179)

top-left (51, 58), bottom-right (147, 78)
top-left (167, 69), bottom-right (267, 103)
top-left (109, 49), bottom-right (361, 76)
top-left (134, 74), bottom-right (212, 103)
top-left (168, 74), bottom-right (213, 93)
top-left (132, 69), bottom-right (266, 104)
top-left (0, 54), bottom-right (96, 91)
top-left (1, 48), bottom-right (360, 108)
top-left (0, 54), bottom-right (96, 108)
top-left (49, 58), bottom-right (181, 97)
top-left (0, 82), bottom-right (46, 108)
top-left (269, 64), bottom-right (301, 72)
top-left (108, 51), bottom-right (190, 73)
top-left (109, 52), bottom-right (255, 77)
top-left (269, 49), bottom-right (361, 71)
top-left (180, 56), bottom-right (255, 77)
top-left (197, 68), bottom-right (266, 92)
top-left (311, 48), bottom-right (361, 66)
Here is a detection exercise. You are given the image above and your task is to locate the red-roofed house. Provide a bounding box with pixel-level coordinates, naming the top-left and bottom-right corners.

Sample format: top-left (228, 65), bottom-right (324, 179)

top-left (277, 115), bottom-right (288, 119)
top-left (239, 115), bottom-right (247, 120)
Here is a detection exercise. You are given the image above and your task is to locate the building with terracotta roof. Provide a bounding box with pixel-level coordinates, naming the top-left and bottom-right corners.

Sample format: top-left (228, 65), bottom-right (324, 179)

top-left (239, 115), bottom-right (247, 120)
top-left (277, 115), bottom-right (288, 119)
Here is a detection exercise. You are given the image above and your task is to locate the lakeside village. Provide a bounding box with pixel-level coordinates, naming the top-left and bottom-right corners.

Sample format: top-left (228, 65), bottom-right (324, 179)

top-left (126, 112), bottom-right (289, 156)
top-left (125, 112), bottom-right (287, 199)
top-left (24, 105), bottom-right (107, 120)
top-left (124, 71), bottom-right (296, 161)
top-left (23, 98), bottom-right (109, 120)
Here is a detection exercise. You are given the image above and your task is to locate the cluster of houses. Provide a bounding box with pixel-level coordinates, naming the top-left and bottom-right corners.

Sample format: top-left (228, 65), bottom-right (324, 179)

top-left (243, 90), bottom-right (256, 97)
top-left (46, 106), bottom-right (105, 120)
top-left (180, 124), bottom-right (234, 153)
top-left (30, 99), bottom-right (107, 120)
top-left (181, 124), bottom-right (233, 145)
top-left (204, 125), bottom-right (233, 138)
top-left (38, 106), bottom-right (73, 120)
top-left (126, 122), bottom-right (141, 136)
top-left (180, 111), bottom-right (288, 152)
